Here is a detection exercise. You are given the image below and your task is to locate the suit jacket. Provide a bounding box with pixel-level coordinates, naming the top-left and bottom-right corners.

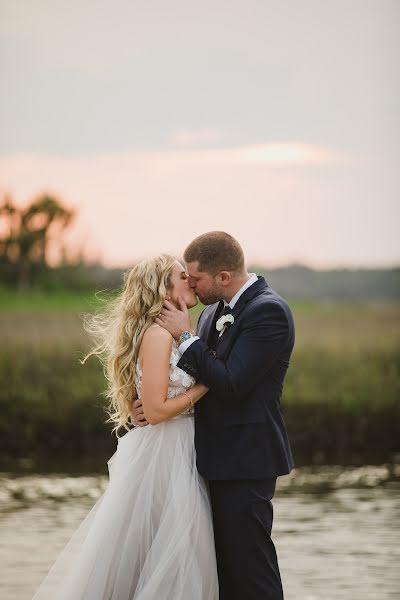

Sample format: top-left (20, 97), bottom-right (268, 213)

top-left (177, 276), bottom-right (295, 480)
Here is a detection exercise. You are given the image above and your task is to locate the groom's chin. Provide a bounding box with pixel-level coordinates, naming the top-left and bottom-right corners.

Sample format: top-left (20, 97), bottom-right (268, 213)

top-left (198, 299), bottom-right (214, 306)
top-left (197, 293), bottom-right (221, 306)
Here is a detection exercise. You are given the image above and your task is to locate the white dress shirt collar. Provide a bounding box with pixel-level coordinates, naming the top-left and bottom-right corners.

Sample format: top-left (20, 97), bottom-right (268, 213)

top-left (225, 273), bottom-right (258, 309)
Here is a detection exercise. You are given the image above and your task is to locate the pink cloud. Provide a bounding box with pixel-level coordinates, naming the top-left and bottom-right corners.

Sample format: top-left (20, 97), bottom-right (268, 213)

top-left (1, 143), bottom-right (394, 268)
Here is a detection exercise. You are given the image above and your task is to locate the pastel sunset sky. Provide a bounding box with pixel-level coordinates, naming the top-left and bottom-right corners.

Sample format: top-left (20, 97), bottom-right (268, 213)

top-left (0, 0), bottom-right (399, 267)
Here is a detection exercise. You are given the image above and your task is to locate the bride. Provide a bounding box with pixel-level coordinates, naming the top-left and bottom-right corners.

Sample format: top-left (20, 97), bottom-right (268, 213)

top-left (33, 254), bottom-right (219, 600)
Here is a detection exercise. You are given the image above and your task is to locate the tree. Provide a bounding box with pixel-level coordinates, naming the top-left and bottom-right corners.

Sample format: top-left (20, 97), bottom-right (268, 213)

top-left (0, 194), bottom-right (75, 290)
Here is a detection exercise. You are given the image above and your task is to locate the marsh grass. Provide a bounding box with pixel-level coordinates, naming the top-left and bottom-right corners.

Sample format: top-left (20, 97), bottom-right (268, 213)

top-left (1, 293), bottom-right (399, 467)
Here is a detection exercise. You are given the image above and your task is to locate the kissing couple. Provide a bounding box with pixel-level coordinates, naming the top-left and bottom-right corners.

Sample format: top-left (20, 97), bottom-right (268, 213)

top-left (33, 231), bottom-right (295, 600)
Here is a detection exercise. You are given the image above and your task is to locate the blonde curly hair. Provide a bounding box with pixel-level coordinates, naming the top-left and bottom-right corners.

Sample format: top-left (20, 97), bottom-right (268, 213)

top-left (82, 253), bottom-right (176, 434)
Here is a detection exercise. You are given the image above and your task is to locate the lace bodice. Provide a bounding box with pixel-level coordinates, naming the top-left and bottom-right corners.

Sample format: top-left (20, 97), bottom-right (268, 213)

top-left (135, 339), bottom-right (196, 416)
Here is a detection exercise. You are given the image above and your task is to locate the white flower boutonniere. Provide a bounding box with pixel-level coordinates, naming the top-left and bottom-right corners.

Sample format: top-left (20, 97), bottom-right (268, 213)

top-left (216, 314), bottom-right (235, 337)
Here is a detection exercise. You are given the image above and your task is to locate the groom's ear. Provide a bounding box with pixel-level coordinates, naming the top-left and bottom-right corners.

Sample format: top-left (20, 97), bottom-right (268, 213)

top-left (218, 271), bottom-right (232, 287)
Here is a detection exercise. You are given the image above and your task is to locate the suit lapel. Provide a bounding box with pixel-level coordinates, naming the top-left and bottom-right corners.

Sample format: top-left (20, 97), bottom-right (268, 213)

top-left (197, 301), bottom-right (223, 343)
top-left (231, 276), bottom-right (267, 318)
top-left (216, 277), bottom-right (268, 353)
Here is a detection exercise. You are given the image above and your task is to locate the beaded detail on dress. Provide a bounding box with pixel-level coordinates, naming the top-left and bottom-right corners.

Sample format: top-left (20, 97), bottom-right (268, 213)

top-left (135, 339), bottom-right (196, 416)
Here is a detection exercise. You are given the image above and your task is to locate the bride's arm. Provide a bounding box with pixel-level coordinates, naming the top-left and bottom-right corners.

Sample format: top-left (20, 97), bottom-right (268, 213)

top-left (140, 325), bottom-right (208, 425)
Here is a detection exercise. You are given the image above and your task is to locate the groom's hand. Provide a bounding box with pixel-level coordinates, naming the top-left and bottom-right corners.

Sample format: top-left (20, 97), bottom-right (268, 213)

top-left (155, 297), bottom-right (191, 340)
top-left (131, 396), bottom-right (148, 427)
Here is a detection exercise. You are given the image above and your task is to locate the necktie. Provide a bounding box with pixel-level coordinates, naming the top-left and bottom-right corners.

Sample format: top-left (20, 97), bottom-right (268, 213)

top-left (207, 304), bottom-right (232, 350)
top-left (207, 301), bottom-right (225, 350)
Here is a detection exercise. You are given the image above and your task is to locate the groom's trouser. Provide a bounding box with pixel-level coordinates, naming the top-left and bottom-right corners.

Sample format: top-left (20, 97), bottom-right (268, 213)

top-left (208, 478), bottom-right (283, 600)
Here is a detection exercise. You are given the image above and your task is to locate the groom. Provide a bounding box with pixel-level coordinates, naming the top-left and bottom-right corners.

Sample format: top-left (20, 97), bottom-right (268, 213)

top-left (133, 231), bottom-right (294, 600)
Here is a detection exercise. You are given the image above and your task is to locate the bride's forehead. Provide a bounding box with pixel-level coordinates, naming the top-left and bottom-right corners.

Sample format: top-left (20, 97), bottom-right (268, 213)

top-left (173, 261), bottom-right (185, 273)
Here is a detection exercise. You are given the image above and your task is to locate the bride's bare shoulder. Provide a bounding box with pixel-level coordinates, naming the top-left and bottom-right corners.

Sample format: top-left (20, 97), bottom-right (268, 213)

top-left (142, 324), bottom-right (173, 348)
top-left (139, 325), bottom-right (173, 366)
top-left (139, 325), bottom-right (173, 368)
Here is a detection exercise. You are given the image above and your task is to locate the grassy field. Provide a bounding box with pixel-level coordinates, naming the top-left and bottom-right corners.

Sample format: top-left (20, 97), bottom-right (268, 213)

top-left (1, 288), bottom-right (399, 469)
top-left (0, 286), bottom-right (103, 312)
top-left (2, 287), bottom-right (398, 348)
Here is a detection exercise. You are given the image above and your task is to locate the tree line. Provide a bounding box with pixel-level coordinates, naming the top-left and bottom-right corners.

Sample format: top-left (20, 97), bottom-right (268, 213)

top-left (1, 194), bottom-right (399, 300)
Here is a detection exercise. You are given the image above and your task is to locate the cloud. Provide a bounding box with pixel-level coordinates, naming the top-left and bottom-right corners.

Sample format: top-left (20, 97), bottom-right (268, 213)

top-left (162, 140), bottom-right (340, 165)
top-left (0, 143), bottom-right (397, 268)
top-left (235, 142), bottom-right (339, 165)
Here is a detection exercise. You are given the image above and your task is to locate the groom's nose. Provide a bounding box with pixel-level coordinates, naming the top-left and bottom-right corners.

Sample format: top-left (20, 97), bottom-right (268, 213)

top-left (188, 277), bottom-right (196, 289)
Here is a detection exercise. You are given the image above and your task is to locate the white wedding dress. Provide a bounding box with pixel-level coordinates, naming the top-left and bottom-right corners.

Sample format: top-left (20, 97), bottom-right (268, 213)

top-left (33, 340), bottom-right (219, 599)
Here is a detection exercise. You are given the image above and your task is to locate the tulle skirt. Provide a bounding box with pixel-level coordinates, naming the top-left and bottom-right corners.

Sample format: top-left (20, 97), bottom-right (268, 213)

top-left (33, 415), bottom-right (219, 599)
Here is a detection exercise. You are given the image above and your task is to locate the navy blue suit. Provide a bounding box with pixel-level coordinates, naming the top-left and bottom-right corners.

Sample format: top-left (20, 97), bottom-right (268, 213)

top-left (177, 277), bottom-right (294, 599)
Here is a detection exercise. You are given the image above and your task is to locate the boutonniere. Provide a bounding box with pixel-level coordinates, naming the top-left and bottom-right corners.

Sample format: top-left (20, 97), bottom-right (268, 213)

top-left (216, 314), bottom-right (235, 337)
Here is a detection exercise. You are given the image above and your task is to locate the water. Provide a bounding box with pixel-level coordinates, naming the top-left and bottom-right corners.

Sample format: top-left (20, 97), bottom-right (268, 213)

top-left (1, 467), bottom-right (399, 600)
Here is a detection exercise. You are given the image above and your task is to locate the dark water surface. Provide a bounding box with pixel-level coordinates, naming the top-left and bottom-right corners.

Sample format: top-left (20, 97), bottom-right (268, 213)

top-left (1, 466), bottom-right (399, 600)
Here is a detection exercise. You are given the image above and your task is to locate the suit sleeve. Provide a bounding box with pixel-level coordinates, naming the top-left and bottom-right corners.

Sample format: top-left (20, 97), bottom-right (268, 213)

top-left (177, 301), bottom-right (290, 403)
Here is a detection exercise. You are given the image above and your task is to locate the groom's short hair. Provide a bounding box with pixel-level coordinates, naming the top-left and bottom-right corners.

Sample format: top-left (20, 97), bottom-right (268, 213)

top-left (184, 231), bottom-right (245, 275)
